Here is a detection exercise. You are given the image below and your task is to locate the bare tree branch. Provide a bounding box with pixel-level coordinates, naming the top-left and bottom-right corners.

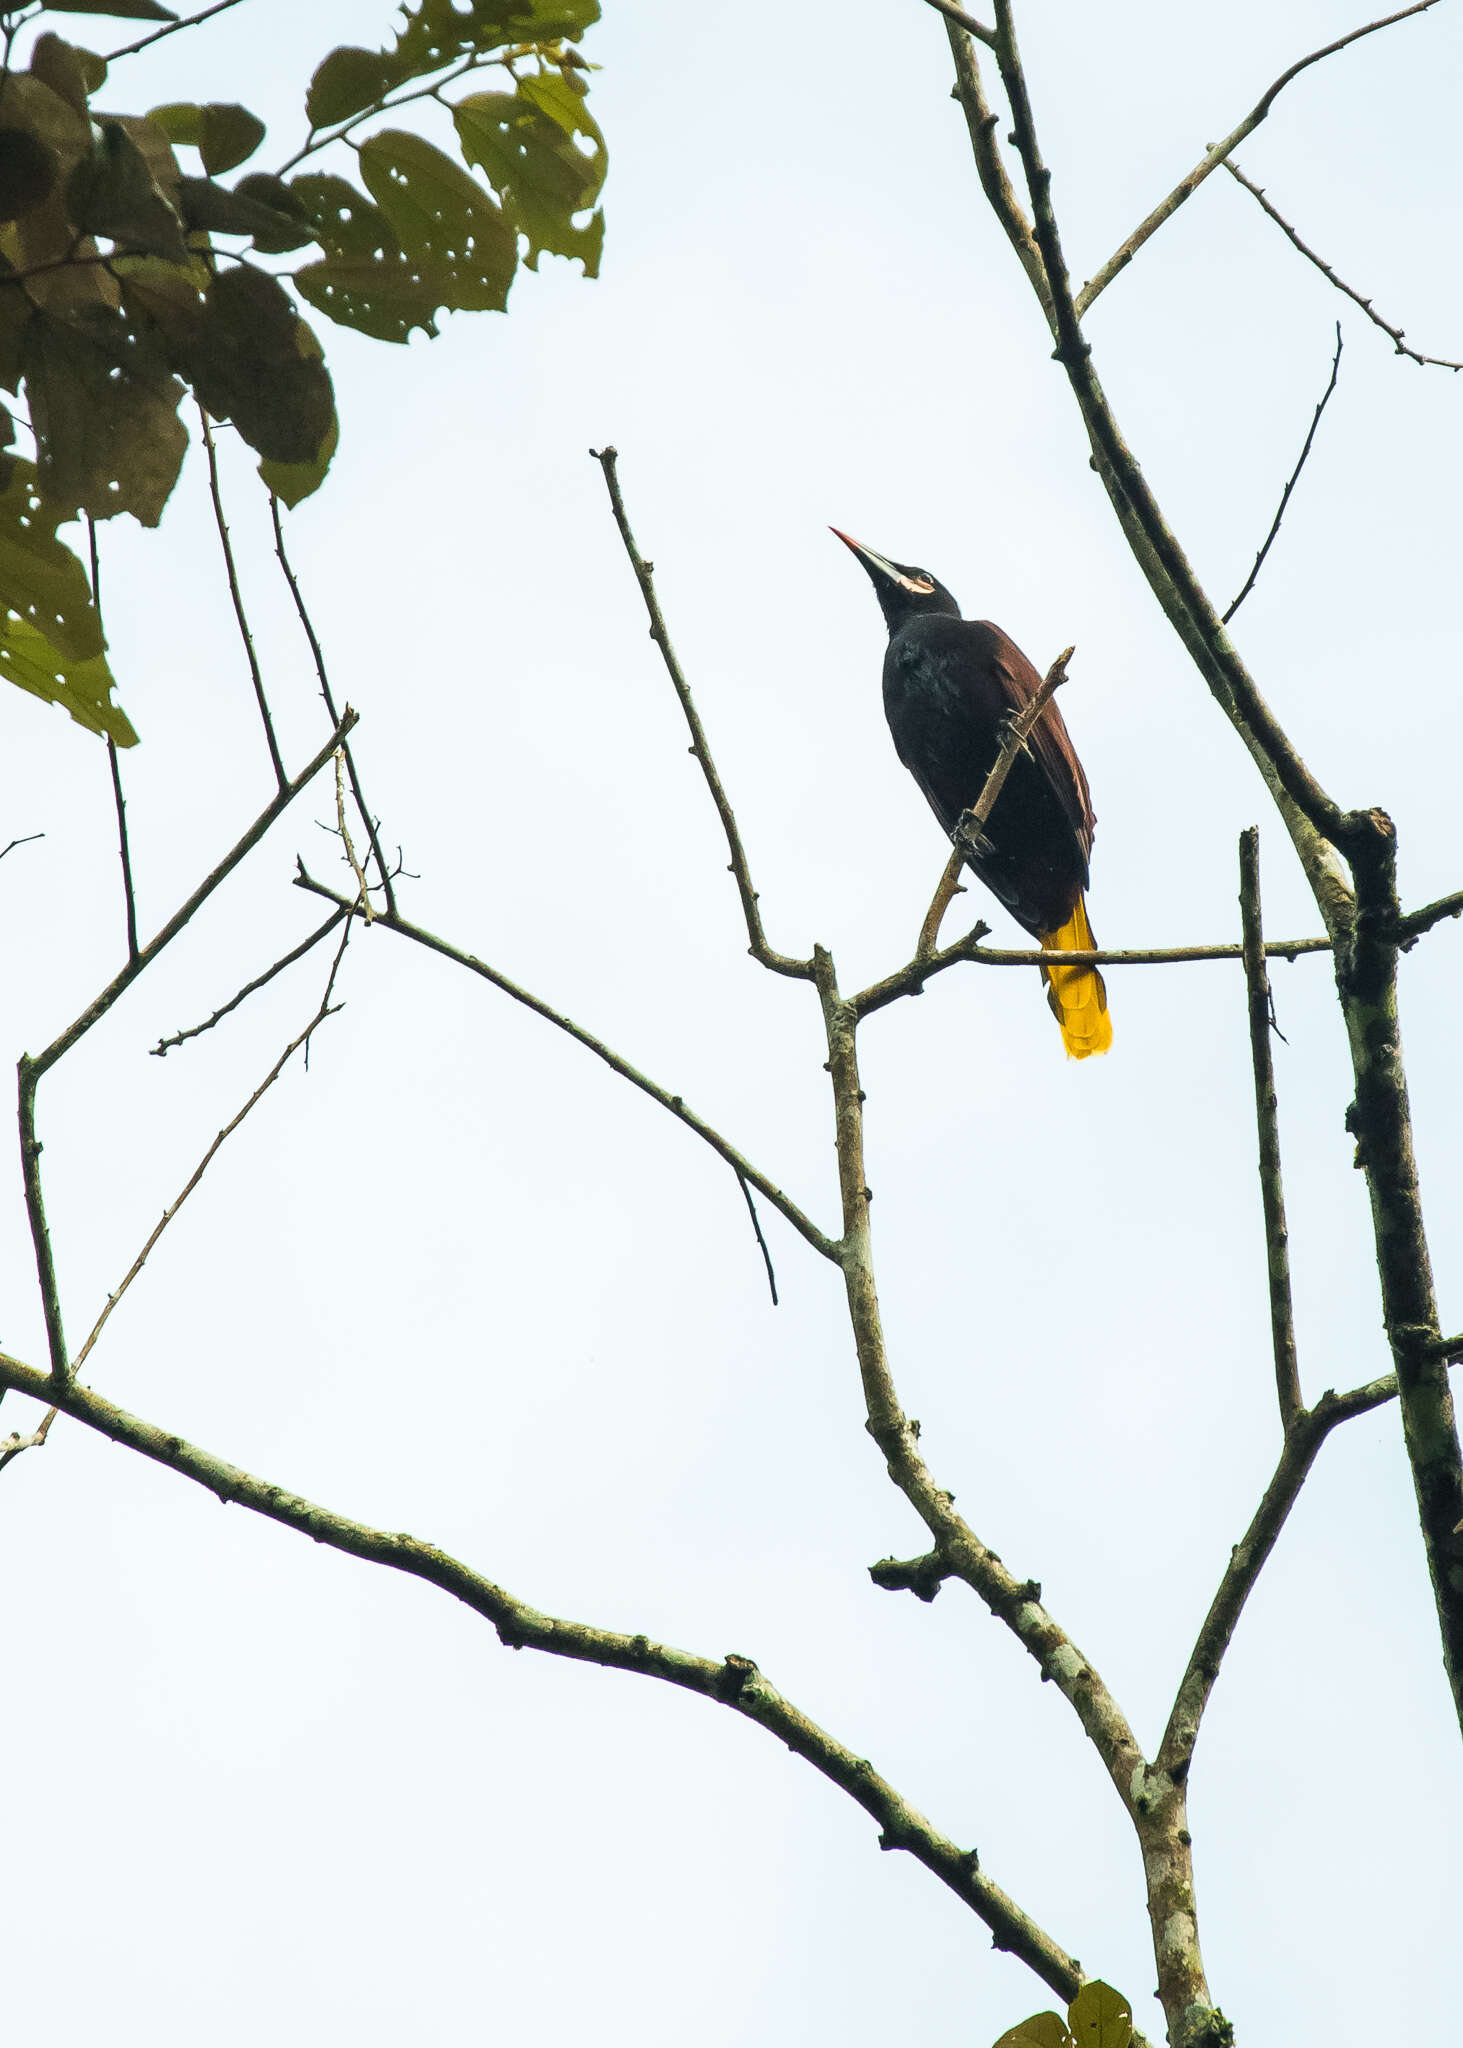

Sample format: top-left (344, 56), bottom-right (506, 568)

top-left (591, 447), bottom-right (813, 982)
top-left (106, 0), bottom-right (246, 61)
top-left (921, 0), bottom-right (998, 50)
top-left (0, 832), bottom-right (44, 862)
top-left (270, 495), bottom-right (398, 917)
top-left (1224, 324), bottom-right (1344, 625)
top-left (88, 518), bottom-right (139, 962)
top-left (1395, 888), bottom-right (1463, 945)
top-left (72, 928), bottom-right (350, 1378)
top-left (200, 407), bottom-right (286, 792)
top-left (151, 910), bottom-right (348, 1057)
top-left (1225, 161), bottom-right (1463, 373)
top-left (0, 1345), bottom-right (1110, 2018)
top-left (736, 1175), bottom-right (779, 1306)
top-left (1239, 829), bottom-right (1302, 1429)
top-left (1075, 1), bottom-right (1445, 317)
top-left (294, 869), bottom-right (841, 1263)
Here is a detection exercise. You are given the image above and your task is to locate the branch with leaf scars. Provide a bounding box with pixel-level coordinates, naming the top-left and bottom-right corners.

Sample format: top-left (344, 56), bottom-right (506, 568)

top-left (1225, 161), bottom-right (1463, 373)
top-left (88, 518), bottom-right (139, 962)
top-left (151, 909), bottom-right (348, 1057)
top-left (1075, 0), bottom-right (1444, 316)
top-left (986, 0), bottom-right (1463, 1763)
top-left (270, 495), bottom-right (398, 917)
top-left (1224, 324), bottom-right (1343, 625)
top-left (201, 407), bottom-right (286, 792)
top-left (71, 923), bottom-right (350, 1379)
top-left (0, 1348), bottom-right (1113, 2018)
top-left (1239, 829), bottom-right (1302, 1429)
top-left (1159, 1369), bottom-right (1417, 1776)
top-left (590, 447), bottom-right (813, 982)
top-left (915, 646), bottom-right (1073, 957)
top-left (294, 869), bottom-right (840, 1264)
top-left (333, 750), bottom-right (374, 922)
top-left (813, 943), bottom-right (1147, 1808)
top-left (921, 0), bottom-right (997, 49)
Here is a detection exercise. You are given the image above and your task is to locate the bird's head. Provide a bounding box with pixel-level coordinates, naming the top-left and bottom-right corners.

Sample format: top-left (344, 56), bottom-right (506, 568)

top-left (831, 529), bottom-right (961, 633)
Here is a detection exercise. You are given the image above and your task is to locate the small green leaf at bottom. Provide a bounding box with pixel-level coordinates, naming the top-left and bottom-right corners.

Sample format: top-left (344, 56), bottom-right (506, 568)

top-left (1067, 1982), bottom-right (1133, 2048)
top-left (993, 2015), bottom-right (1071, 2048)
top-left (0, 613), bottom-right (136, 745)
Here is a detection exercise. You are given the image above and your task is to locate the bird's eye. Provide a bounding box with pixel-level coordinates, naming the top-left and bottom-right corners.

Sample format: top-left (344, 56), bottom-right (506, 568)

top-left (906, 573), bottom-right (936, 595)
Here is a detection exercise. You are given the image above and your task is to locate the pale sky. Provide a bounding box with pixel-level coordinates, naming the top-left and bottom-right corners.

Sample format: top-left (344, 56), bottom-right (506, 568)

top-left (3, 3), bottom-right (1461, 2044)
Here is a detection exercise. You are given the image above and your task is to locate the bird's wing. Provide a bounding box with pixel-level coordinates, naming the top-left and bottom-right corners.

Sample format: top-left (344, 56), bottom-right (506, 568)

top-left (981, 623), bottom-right (1096, 861)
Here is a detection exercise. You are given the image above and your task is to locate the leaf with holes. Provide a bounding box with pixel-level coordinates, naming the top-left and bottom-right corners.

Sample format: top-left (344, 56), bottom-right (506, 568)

top-left (21, 303), bottom-right (188, 524)
top-left (1067, 1983), bottom-right (1133, 2048)
top-left (0, 612), bottom-right (135, 743)
top-left (453, 68), bottom-right (604, 274)
top-left (306, 3), bottom-right (601, 129)
top-left (290, 172), bottom-right (444, 342)
top-left (360, 130), bottom-right (517, 315)
top-left (177, 268), bottom-right (336, 465)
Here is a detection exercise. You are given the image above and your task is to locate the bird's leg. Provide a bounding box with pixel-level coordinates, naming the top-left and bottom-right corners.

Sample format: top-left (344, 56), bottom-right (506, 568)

top-left (953, 808), bottom-right (994, 860)
top-left (916, 846), bottom-right (967, 960)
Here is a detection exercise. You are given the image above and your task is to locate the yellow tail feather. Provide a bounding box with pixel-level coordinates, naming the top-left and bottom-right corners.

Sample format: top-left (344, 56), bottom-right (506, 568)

top-left (1039, 897), bottom-right (1112, 1060)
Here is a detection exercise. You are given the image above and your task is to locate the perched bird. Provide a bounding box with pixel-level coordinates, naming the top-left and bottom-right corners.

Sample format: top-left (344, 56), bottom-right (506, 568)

top-left (834, 530), bottom-right (1111, 1058)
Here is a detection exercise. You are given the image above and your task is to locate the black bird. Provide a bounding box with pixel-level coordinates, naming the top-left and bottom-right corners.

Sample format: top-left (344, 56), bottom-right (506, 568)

top-left (834, 530), bottom-right (1111, 1058)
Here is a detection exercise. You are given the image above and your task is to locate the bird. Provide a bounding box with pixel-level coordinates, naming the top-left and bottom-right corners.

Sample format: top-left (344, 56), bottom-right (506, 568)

top-left (834, 530), bottom-right (1111, 1059)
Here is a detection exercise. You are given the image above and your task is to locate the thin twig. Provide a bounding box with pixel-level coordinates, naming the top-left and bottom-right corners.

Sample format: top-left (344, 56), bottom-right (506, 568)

top-left (270, 496), bottom-right (398, 917)
top-left (334, 750), bottom-right (374, 922)
top-left (106, 0), bottom-right (246, 61)
top-left (1395, 888), bottom-right (1463, 944)
top-left (1225, 161), bottom-right (1463, 373)
top-left (590, 447), bottom-right (812, 982)
top-left (73, 984), bottom-right (346, 1377)
top-left (200, 407), bottom-right (287, 791)
top-left (1224, 325), bottom-right (1343, 624)
top-left (920, 0), bottom-right (998, 49)
top-left (736, 1175), bottom-right (779, 1306)
top-left (916, 850), bottom-right (970, 961)
top-left (294, 868), bottom-right (840, 1262)
top-left (30, 715), bottom-right (354, 1082)
top-left (17, 1059), bottom-right (68, 1381)
top-left (1075, 0), bottom-right (1444, 316)
top-left (87, 519), bottom-right (140, 962)
top-left (0, 833), bottom-right (43, 862)
top-left (854, 925), bottom-right (1333, 1019)
top-left (151, 909), bottom-right (347, 1056)
top-left (1239, 829), bottom-right (1302, 1428)
top-left (0, 1345), bottom-right (1107, 2017)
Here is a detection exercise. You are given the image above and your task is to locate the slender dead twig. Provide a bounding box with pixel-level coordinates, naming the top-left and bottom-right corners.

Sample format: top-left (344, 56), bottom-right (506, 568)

top-left (88, 520), bottom-right (140, 963)
top-left (106, 0), bottom-right (246, 61)
top-left (72, 936), bottom-right (349, 1377)
top-left (591, 447), bottom-right (812, 982)
top-left (17, 1061), bottom-right (68, 1382)
top-left (920, 0), bottom-right (997, 49)
top-left (0, 833), bottom-right (43, 862)
top-left (0, 1346), bottom-right (1101, 2014)
top-left (1225, 161), bottom-right (1463, 373)
top-left (1224, 325), bottom-right (1343, 624)
top-left (914, 645), bottom-right (1072, 957)
top-left (200, 407), bottom-right (287, 792)
top-left (737, 1176), bottom-right (779, 1306)
top-left (1075, 0), bottom-right (1444, 316)
top-left (294, 868), bottom-right (840, 1262)
top-left (1239, 829), bottom-right (1303, 1429)
top-left (270, 495), bottom-right (398, 917)
top-left (334, 750), bottom-right (374, 922)
top-left (151, 909), bottom-right (348, 1057)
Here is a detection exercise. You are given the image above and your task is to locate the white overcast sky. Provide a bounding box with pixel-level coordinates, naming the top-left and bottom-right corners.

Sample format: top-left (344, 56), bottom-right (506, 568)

top-left (3, 3), bottom-right (1462, 2044)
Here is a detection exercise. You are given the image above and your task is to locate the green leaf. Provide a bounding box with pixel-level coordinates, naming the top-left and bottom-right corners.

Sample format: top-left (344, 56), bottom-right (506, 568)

top-left (305, 46), bottom-right (404, 130)
top-left (260, 409), bottom-right (338, 508)
top-left (0, 72), bottom-right (110, 314)
top-left (198, 102), bottom-right (266, 176)
top-left (993, 2016), bottom-right (1071, 2048)
top-left (30, 34), bottom-right (92, 116)
top-left (453, 68), bottom-right (605, 274)
top-left (38, 2), bottom-right (176, 20)
top-left (176, 173), bottom-right (303, 246)
top-left (291, 173), bottom-right (448, 341)
top-left (232, 172), bottom-right (315, 254)
top-left (0, 454), bottom-right (136, 743)
top-left (67, 119), bottom-right (188, 260)
top-left (21, 303), bottom-right (188, 525)
top-left (1067, 1983), bottom-right (1134, 2048)
top-left (0, 127), bottom-right (59, 223)
top-left (360, 130), bottom-right (517, 314)
top-left (147, 101), bottom-right (203, 146)
top-left (177, 268), bottom-right (336, 465)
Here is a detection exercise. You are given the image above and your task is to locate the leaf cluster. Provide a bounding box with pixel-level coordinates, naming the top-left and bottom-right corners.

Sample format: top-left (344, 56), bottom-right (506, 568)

top-left (994, 1981), bottom-right (1134, 2048)
top-left (0, 0), bottom-right (605, 744)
